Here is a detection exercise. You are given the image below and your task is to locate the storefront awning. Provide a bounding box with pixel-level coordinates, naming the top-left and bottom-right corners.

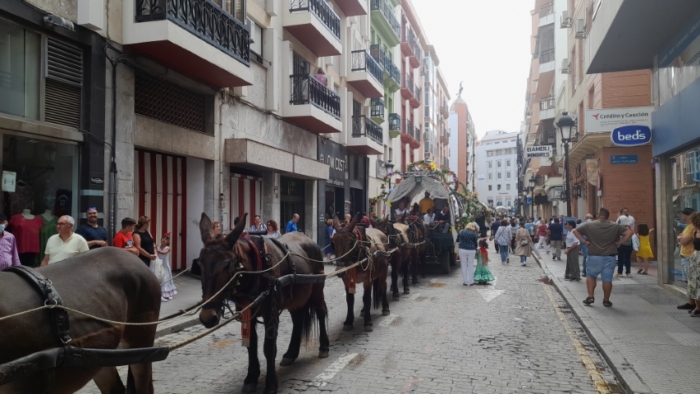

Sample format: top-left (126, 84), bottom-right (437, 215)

top-left (568, 133), bottom-right (612, 168)
top-left (533, 186), bottom-right (546, 196)
top-left (224, 138), bottom-right (329, 180)
top-left (544, 176), bottom-right (563, 190)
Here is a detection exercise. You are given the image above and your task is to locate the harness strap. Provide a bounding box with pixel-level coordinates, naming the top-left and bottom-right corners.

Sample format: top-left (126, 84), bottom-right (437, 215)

top-left (5, 266), bottom-right (71, 344)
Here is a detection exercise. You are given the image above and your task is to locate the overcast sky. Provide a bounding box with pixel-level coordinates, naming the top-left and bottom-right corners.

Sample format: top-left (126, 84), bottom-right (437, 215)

top-left (412, 0), bottom-right (533, 138)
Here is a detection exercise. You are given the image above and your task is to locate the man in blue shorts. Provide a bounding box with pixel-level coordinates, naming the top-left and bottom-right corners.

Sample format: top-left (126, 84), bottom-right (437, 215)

top-left (572, 208), bottom-right (632, 307)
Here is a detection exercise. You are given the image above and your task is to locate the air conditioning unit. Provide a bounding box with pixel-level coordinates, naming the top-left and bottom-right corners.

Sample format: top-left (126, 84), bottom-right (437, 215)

top-left (561, 58), bottom-right (570, 74)
top-left (560, 10), bottom-right (572, 28)
top-left (575, 19), bottom-right (587, 39)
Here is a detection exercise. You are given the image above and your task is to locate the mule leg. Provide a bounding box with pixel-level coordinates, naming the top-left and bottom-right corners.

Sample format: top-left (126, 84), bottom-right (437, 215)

top-left (390, 255), bottom-right (400, 300)
top-left (122, 323), bottom-right (157, 393)
top-left (312, 283), bottom-right (330, 358)
top-left (281, 310), bottom-right (303, 366)
top-left (93, 367), bottom-right (125, 394)
top-left (411, 251), bottom-right (420, 285)
top-left (243, 319), bottom-right (260, 394)
top-left (263, 313), bottom-right (280, 394)
top-left (402, 259), bottom-right (410, 294)
top-left (420, 248), bottom-right (428, 278)
top-left (380, 278), bottom-right (390, 316)
top-left (343, 289), bottom-right (354, 331)
top-left (362, 283), bottom-right (373, 332)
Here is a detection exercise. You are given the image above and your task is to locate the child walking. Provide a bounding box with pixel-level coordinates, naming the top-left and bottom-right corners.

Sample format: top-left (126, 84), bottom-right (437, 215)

top-left (634, 223), bottom-right (654, 275)
top-left (157, 234), bottom-right (177, 301)
top-left (474, 239), bottom-right (495, 284)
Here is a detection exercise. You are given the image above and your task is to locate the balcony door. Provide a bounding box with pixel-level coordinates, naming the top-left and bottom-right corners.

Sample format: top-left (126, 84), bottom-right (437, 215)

top-left (293, 52), bottom-right (310, 75)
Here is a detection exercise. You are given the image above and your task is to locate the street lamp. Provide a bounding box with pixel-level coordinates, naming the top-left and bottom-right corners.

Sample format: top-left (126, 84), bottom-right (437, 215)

top-left (384, 160), bottom-right (395, 190)
top-left (557, 112), bottom-right (577, 216)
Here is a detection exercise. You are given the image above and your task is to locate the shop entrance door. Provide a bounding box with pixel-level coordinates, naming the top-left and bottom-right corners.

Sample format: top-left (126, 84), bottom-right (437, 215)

top-left (280, 177), bottom-right (305, 233)
top-left (135, 150), bottom-right (187, 270)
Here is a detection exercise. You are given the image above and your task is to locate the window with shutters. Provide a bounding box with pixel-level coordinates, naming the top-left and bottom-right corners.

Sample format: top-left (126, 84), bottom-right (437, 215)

top-left (0, 18), bottom-right (83, 129)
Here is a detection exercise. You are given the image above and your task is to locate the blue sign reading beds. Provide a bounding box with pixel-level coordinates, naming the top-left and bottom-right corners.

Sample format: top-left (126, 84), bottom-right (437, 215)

top-left (611, 155), bottom-right (638, 165)
top-left (611, 125), bottom-right (652, 146)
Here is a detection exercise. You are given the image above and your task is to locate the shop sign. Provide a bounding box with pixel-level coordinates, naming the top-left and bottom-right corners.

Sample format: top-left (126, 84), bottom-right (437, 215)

top-left (611, 126), bottom-right (652, 147)
top-left (585, 107), bottom-right (653, 133)
top-left (610, 154), bottom-right (639, 165)
top-left (90, 177), bottom-right (104, 185)
top-left (525, 145), bottom-right (552, 159)
top-left (318, 140), bottom-right (347, 187)
top-left (2, 171), bottom-right (16, 193)
top-left (526, 197), bottom-right (532, 205)
top-left (376, 160), bottom-right (387, 178)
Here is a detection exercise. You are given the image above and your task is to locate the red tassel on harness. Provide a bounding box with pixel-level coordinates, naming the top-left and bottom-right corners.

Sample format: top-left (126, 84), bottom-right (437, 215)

top-left (346, 267), bottom-right (356, 294)
top-left (240, 303), bottom-right (252, 347)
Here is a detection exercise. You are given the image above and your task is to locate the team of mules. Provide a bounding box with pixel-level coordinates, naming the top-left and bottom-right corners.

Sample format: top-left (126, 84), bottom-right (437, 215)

top-left (0, 209), bottom-right (437, 394)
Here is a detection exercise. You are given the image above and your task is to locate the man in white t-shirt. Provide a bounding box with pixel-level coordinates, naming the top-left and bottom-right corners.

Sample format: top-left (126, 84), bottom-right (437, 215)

top-left (616, 208), bottom-right (635, 230)
top-left (40, 215), bottom-right (89, 266)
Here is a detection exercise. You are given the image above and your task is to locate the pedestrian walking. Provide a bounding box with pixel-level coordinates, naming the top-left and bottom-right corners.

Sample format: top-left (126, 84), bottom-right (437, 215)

top-left (564, 220), bottom-right (581, 281)
top-left (514, 224), bottom-right (532, 266)
top-left (687, 213), bottom-right (700, 317)
top-left (75, 207), bottom-right (109, 249)
top-left (509, 220), bottom-right (520, 253)
top-left (456, 223), bottom-right (479, 286)
top-left (494, 219), bottom-right (511, 264)
top-left (133, 216), bottom-right (156, 267)
top-left (40, 215), bottom-right (89, 266)
top-left (678, 208), bottom-right (697, 310)
top-left (0, 214), bottom-right (21, 270)
top-left (157, 234), bottom-right (177, 302)
top-left (615, 216), bottom-right (634, 278)
top-left (324, 219), bottom-right (335, 260)
top-left (490, 218), bottom-right (501, 253)
top-left (285, 214), bottom-right (300, 233)
top-left (549, 218), bottom-right (564, 260)
top-left (474, 238), bottom-right (495, 284)
top-left (536, 221), bottom-right (549, 253)
top-left (634, 223), bottom-right (654, 274)
top-left (265, 220), bottom-right (282, 239)
top-left (572, 208), bottom-right (633, 307)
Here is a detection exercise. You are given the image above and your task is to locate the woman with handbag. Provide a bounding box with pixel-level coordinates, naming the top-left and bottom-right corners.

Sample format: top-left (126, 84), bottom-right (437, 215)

top-left (514, 225), bottom-right (532, 266)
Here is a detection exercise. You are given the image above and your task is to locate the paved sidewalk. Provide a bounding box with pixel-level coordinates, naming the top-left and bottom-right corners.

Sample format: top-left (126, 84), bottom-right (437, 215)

top-left (533, 247), bottom-right (698, 394)
top-left (156, 272), bottom-right (202, 337)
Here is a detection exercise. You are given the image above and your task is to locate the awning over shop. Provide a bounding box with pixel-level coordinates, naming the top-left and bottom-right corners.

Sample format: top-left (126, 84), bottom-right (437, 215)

top-left (224, 138), bottom-right (329, 180)
top-left (544, 176), bottom-right (563, 190)
top-left (587, 0), bottom-right (700, 74)
top-left (386, 175), bottom-right (450, 203)
top-left (568, 133), bottom-right (612, 169)
top-left (533, 186), bottom-right (547, 196)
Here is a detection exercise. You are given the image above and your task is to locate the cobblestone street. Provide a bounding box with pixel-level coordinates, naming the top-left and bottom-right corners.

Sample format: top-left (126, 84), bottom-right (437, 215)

top-left (80, 248), bottom-right (621, 393)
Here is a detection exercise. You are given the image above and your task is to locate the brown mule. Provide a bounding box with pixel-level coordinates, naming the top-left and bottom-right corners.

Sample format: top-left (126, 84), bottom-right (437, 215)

top-left (332, 213), bottom-right (391, 332)
top-left (0, 248), bottom-right (161, 394)
top-left (197, 213), bottom-right (329, 394)
top-left (371, 216), bottom-right (412, 297)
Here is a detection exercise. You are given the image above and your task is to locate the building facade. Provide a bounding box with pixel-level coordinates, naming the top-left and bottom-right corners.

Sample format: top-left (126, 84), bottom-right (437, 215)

top-left (585, 1), bottom-right (700, 290)
top-left (0, 0), bottom-right (107, 267)
top-left (449, 96), bottom-right (477, 191)
top-left (476, 131), bottom-right (520, 214)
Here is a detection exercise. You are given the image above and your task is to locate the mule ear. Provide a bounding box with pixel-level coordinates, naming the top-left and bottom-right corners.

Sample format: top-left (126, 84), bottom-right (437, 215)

top-left (199, 212), bottom-right (213, 244)
top-left (346, 212), bottom-right (361, 232)
top-left (225, 213), bottom-right (248, 249)
top-left (369, 217), bottom-right (380, 227)
top-left (333, 215), bottom-right (341, 231)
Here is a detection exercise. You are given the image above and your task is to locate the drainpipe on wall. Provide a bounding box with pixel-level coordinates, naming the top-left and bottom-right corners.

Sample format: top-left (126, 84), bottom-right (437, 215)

top-left (104, 44), bottom-right (126, 240)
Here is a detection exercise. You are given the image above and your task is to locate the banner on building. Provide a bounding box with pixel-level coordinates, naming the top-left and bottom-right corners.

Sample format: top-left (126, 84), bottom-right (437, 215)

top-left (585, 106), bottom-right (653, 133)
top-left (586, 159), bottom-right (599, 188)
top-left (525, 145), bottom-right (552, 159)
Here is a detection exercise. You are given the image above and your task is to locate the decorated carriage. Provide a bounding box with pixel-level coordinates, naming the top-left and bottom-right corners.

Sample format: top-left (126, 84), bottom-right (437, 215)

top-left (369, 161), bottom-right (484, 274)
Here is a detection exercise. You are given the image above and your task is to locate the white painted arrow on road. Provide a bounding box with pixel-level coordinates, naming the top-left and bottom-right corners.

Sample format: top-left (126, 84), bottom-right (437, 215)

top-left (477, 289), bottom-right (504, 302)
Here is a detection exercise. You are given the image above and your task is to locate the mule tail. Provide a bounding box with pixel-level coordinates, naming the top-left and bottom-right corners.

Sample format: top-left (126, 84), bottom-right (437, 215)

top-left (300, 297), bottom-right (319, 342)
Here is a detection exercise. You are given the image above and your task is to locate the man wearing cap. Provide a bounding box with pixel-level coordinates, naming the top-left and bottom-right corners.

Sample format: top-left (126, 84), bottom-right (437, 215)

top-left (75, 207), bottom-right (109, 249)
top-left (677, 207), bottom-right (697, 310)
top-left (0, 214), bottom-right (21, 270)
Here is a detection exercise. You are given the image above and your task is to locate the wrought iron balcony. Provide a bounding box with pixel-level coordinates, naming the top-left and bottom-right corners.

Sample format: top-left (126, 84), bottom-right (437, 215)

top-left (540, 1), bottom-right (554, 17)
top-left (351, 50), bottom-right (384, 84)
top-left (370, 0), bottom-right (400, 45)
top-left (289, 0), bottom-right (341, 39)
top-left (409, 84), bottom-right (421, 109)
top-left (371, 98), bottom-right (385, 123)
top-left (290, 74), bottom-right (341, 119)
top-left (385, 61), bottom-right (400, 86)
top-left (401, 27), bottom-right (421, 68)
top-left (135, 0), bottom-right (250, 66)
top-left (539, 96), bottom-right (555, 111)
top-left (389, 113), bottom-right (401, 131)
top-left (401, 72), bottom-right (414, 101)
top-left (352, 115), bottom-right (383, 145)
top-left (539, 48), bottom-right (555, 64)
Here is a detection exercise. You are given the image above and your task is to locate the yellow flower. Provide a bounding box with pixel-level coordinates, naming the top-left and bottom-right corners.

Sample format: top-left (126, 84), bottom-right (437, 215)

top-left (386, 201), bottom-right (392, 207)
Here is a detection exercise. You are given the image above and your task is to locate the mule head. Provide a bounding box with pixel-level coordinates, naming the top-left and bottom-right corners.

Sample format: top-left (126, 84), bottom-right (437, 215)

top-left (331, 213), bottom-right (362, 265)
top-left (197, 212), bottom-right (249, 328)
